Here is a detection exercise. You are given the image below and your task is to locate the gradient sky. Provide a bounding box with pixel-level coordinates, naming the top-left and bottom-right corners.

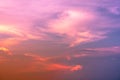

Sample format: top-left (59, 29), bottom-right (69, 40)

top-left (0, 0), bottom-right (120, 80)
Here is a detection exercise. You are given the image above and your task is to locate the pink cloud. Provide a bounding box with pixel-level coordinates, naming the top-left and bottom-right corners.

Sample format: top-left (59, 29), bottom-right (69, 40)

top-left (47, 9), bottom-right (107, 47)
top-left (70, 65), bottom-right (83, 71)
top-left (66, 56), bottom-right (71, 61)
top-left (65, 46), bottom-right (120, 61)
top-left (0, 24), bottom-right (44, 46)
top-left (73, 54), bottom-right (88, 58)
top-left (108, 7), bottom-right (120, 15)
top-left (66, 53), bottom-right (88, 61)
top-left (24, 53), bottom-right (48, 62)
top-left (87, 46), bottom-right (120, 53)
top-left (23, 53), bottom-right (83, 72)
top-left (46, 64), bottom-right (83, 71)
top-left (0, 0), bottom-right (119, 48)
top-left (0, 50), bottom-right (83, 73)
top-left (0, 0), bottom-right (107, 47)
top-left (46, 64), bottom-right (71, 71)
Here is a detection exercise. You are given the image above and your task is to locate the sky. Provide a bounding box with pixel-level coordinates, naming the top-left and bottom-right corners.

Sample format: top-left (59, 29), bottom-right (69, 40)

top-left (0, 0), bottom-right (120, 80)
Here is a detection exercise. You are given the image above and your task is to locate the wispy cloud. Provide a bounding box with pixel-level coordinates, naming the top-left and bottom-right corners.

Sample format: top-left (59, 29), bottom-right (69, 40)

top-left (46, 64), bottom-right (82, 71)
top-left (0, 0), bottom-right (120, 47)
top-left (0, 51), bottom-right (83, 73)
top-left (87, 46), bottom-right (120, 53)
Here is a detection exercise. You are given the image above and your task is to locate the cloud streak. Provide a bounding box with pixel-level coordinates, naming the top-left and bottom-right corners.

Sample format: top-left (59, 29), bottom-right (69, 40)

top-left (0, 50), bottom-right (83, 73)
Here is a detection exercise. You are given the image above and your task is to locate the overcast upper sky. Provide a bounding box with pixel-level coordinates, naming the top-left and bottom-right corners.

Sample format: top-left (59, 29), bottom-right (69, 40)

top-left (0, 0), bottom-right (120, 80)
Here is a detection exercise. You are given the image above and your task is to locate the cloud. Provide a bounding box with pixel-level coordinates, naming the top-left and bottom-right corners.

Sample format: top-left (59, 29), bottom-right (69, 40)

top-left (70, 65), bottom-right (83, 71)
top-left (108, 7), bottom-right (120, 15)
top-left (64, 46), bottom-right (120, 61)
top-left (24, 53), bottom-right (48, 62)
top-left (0, 47), bottom-right (12, 55)
top-left (87, 46), bottom-right (120, 53)
top-left (0, 24), bottom-right (44, 46)
top-left (23, 53), bottom-right (83, 72)
top-left (0, 50), bottom-right (83, 73)
top-left (0, 0), bottom-right (120, 80)
top-left (47, 9), bottom-right (107, 47)
top-left (46, 64), bottom-right (82, 71)
top-left (66, 54), bottom-right (88, 61)
top-left (0, 0), bottom-right (120, 47)
top-left (73, 54), bottom-right (88, 58)
top-left (0, 47), bottom-right (12, 64)
top-left (46, 64), bottom-right (71, 71)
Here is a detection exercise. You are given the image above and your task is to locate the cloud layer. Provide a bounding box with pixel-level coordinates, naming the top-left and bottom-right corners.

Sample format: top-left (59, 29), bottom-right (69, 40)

top-left (0, 0), bottom-right (120, 47)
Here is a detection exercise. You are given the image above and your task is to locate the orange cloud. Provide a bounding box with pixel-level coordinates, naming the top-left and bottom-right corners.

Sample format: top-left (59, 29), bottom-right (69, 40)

top-left (0, 47), bottom-right (12, 55)
top-left (24, 53), bottom-right (48, 62)
top-left (46, 64), bottom-right (71, 71)
top-left (0, 47), bottom-right (12, 64)
top-left (0, 25), bottom-right (44, 46)
top-left (21, 53), bottom-right (83, 72)
top-left (70, 65), bottom-right (83, 71)
top-left (46, 64), bottom-right (83, 71)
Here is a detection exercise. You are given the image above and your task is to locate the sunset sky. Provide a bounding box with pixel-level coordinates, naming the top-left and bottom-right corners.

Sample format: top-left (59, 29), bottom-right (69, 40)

top-left (0, 0), bottom-right (120, 80)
